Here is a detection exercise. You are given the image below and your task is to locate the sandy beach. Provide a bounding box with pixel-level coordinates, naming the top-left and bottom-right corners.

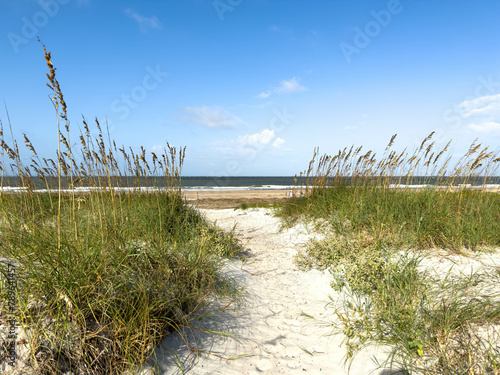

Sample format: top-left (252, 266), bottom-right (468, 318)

top-left (182, 186), bottom-right (500, 209)
top-left (182, 189), bottom-right (292, 209)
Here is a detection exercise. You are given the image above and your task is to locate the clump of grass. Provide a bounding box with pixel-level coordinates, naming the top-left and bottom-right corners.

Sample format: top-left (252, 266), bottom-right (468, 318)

top-left (329, 251), bottom-right (500, 374)
top-left (296, 232), bottom-right (391, 295)
top-left (0, 42), bottom-right (240, 374)
top-left (285, 184), bottom-right (500, 251)
top-left (279, 133), bottom-right (500, 251)
top-left (282, 134), bottom-right (500, 373)
top-left (298, 229), bottom-right (500, 373)
top-left (234, 202), bottom-right (276, 210)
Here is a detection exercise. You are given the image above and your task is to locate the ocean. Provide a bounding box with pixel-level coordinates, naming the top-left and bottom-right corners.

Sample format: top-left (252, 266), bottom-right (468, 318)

top-left (1, 175), bottom-right (499, 193)
top-left (0, 176), bottom-right (298, 193)
top-left (180, 176), bottom-right (297, 190)
top-left (179, 176), bottom-right (500, 191)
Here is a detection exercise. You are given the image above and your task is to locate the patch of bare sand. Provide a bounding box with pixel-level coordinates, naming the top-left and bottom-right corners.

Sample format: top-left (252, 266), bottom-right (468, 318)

top-left (182, 189), bottom-right (291, 209)
top-left (144, 208), bottom-right (396, 375)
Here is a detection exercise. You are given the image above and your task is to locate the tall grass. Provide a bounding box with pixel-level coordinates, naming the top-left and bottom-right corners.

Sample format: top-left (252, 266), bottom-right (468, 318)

top-left (280, 134), bottom-right (500, 373)
top-left (281, 133), bottom-right (500, 251)
top-left (0, 42), bottom-right (240, 374)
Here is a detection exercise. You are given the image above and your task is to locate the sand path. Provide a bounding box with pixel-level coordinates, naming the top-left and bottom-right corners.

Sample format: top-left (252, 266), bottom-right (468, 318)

top-left (148, 208), bottom-right (394, 375)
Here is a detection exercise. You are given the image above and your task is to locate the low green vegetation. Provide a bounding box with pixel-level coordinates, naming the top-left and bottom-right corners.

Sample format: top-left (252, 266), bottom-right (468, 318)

top-left (279, 135), bottom-right (500, 373)
top-left (282, 184), bottom-right (500, 251)
top-left (0, 43), bottom-right (240, 374)
top-left (234, 202), bottom-right (278, 210)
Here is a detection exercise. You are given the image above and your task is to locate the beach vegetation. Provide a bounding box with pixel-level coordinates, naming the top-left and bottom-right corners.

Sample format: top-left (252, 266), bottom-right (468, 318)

top-left (234, 202), bottom-right (280, 211)
top-left (279, 134), bottom-right (500, 373)
top-left (0, 42), bottom-right (240, 374)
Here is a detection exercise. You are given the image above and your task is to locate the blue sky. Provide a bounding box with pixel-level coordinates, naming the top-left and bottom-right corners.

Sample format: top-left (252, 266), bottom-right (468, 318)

top-left (1, 0), bottom-right (500, 176)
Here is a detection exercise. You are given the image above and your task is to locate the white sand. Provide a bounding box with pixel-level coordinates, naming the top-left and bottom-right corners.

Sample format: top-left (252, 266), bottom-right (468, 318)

top-left (144, 208), bottom-right (396, 375)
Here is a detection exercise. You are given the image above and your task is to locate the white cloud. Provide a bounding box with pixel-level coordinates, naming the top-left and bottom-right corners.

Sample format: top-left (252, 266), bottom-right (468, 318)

top-left (125, 9), bottom-right (161, 32)
top-left (459, 93), bottom-right (500, 134)
top-left (459, 93), bottom-right (500, 118)
top-left (238, 129), bottom-right (274, 146)
top-left (275, 77), bottom-right (307, 94)
top-left (463, 102), bottom-right (500, 118)
top-left (181, 106), bottom-right (243, 128)
top-left (273, 137), bottom-right (285, 147)
top-left (468, 121), bottom-right (500, 132)
top-left (257, 91), bottom-right (272, 99)
top-left (257, 77), bottom-right (307, 99)
top-left (150, 144), bottom-right (163, 153)
top-left (237, 129), bottom-right (284, 148)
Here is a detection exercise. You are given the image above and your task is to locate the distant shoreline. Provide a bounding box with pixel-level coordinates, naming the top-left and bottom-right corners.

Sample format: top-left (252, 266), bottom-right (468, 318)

top-left (1, 183), bottom-right (499, 195)
top-left (2, 174), bottom-right (500, 192)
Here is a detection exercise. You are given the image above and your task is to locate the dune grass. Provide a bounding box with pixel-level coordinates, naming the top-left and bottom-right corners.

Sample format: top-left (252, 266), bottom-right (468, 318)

top-left (0, 42), bottom-right (240, 374)
top-left (283, 184), bottom-right (500, 252)
top-left (279, 133), bottom-right (500, 252)
top-left (279, 135), bottom-right (500, 373)
top-left (234, 202), bottom-right (279, 210)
